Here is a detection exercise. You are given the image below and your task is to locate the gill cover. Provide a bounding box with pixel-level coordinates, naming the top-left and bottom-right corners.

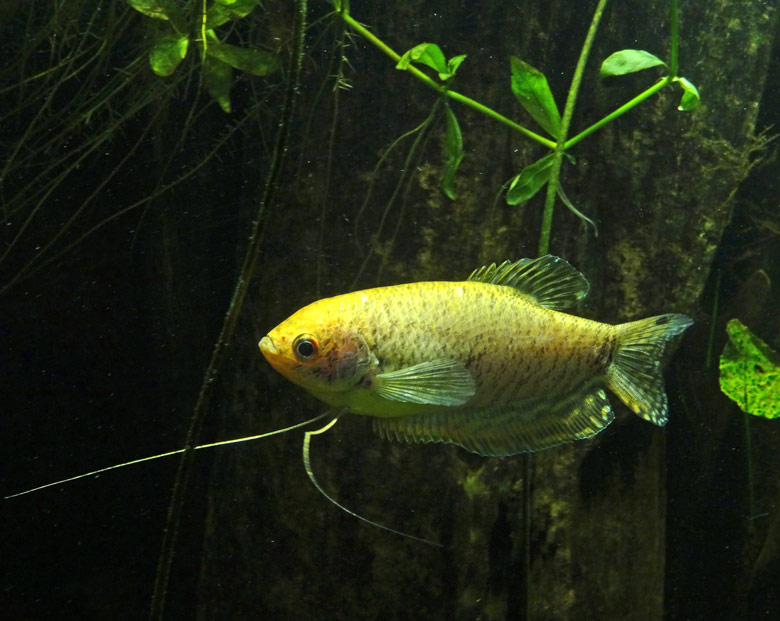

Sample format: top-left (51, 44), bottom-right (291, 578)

top-left (259, 323), bottom-right (372, 395)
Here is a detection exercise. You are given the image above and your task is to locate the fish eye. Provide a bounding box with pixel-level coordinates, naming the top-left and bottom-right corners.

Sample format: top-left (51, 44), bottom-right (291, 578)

top-left (292, 334), bottom-right (319, 361)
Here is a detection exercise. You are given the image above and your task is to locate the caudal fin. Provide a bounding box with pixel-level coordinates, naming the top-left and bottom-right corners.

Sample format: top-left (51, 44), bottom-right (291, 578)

top-left (605, 313), bottom-right (693, 426)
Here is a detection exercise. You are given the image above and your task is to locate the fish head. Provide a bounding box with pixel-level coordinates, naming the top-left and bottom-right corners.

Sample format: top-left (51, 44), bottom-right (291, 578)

top-left (259, 299), bottom-right (372, 404)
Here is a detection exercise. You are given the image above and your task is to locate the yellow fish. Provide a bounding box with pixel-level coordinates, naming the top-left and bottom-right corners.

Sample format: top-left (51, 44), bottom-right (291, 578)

top-left (259, 255), bottom-right (692, 456)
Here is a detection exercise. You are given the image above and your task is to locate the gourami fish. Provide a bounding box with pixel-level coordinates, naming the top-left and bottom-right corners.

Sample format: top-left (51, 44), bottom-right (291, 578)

top-left (259, 255), bottom-right (693, 456)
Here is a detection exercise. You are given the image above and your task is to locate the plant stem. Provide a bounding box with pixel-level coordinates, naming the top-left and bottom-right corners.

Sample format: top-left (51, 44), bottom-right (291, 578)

top-left (200, 0), bottom-right (208, 60)
top-left (564, 77), bottom-right (670, 149)
top-left (705, 270), bottom-right (721, 371)
top-left (669, 0), bottom-right (679, 77)
top-left (744, 412), bottom-right (756, 523)
top-left (538, 0), bottom-right (609, 256)
top-left (447, 90), bottom-right (555, 149)
top-left (338, 10), bottom-right (555, 150)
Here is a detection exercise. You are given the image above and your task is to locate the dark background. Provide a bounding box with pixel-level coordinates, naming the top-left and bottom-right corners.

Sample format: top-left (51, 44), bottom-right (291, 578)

top-left (2, 1), bottom-right (780, 619)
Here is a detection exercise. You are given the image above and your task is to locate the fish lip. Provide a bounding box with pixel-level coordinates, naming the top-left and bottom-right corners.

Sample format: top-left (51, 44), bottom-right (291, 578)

top-left (258, 335), bottom-right (278, 356)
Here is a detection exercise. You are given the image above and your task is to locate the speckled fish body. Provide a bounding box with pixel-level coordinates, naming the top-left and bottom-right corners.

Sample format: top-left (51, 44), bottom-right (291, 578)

top-left (259, 255), bottom-right (692, 456)
top-left (267, 281), bottom-right (608, 412)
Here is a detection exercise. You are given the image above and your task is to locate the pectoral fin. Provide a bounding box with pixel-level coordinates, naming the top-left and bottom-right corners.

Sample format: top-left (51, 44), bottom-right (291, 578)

top-left (374, 359), bottom-right (476, 406)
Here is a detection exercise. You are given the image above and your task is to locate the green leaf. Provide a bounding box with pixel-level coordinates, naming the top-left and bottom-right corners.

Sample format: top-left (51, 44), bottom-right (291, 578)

top-left (509, 57), bottom-right (561, 139)
top-left (149, 34), bottom-right (189, 77)
top-left (203, 55), bottom-right (233, 113)
top-left (557, 184), bottom-right (598, 236)
top-left (397, 43), bottom-right (447, 75)
top-left (506, 153), bottom-right (554, 205)
top-left (126, 0), bottom-right (171, 20)
top-left (207, 41), bottom-right (280, 76)
top-left (206, 0), bottom-right (260, 28)
top-left (442, 105), bottom-right (464, 200)
top-left (447, 54), bottom-right (467, 78)
top-left (675, 76), bottom-right (700, 111)
top-left (719, 318), bottom-right (780, 419)
top-left (600, 49), bottom-right (667, 77)
top-left (412, 43), bottom-right (447, 74)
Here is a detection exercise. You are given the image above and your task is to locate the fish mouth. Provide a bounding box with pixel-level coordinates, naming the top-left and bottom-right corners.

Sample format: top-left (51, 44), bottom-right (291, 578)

top-left (258, 335), bottom-right (279, 357)
top-left (259, 335), bottom-right (295, 379)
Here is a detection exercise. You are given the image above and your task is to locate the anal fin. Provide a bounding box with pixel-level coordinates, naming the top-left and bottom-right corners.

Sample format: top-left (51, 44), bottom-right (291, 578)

top-left (374, 383), bottom-right (615, 456)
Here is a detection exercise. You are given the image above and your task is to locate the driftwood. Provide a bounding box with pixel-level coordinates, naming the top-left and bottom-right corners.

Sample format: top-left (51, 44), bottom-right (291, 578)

top-left (199, 1), bottom-right (777, 619)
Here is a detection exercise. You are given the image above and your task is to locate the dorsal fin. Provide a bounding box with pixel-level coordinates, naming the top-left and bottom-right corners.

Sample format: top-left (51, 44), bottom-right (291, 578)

top-left (467, 254), bottom-right (589, 310)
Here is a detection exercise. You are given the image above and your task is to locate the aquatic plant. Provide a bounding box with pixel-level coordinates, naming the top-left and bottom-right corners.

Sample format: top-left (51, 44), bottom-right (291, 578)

top-left (720, 318), bottom-right (780, 419)
top-left (126, 0), bottom-right (280, 112)
top-left (331, 0), bottom-right (699, 253)
top-left (717, 317), bottom-right (779, 531)
top-left (0, 0), bottom-right (284, 295)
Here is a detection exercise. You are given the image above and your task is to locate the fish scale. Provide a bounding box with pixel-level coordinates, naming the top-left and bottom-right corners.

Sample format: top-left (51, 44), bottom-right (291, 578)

top-left (360, 282), bottom-right (603, 400)
top-left (259, 255), bottom-right (693, 456)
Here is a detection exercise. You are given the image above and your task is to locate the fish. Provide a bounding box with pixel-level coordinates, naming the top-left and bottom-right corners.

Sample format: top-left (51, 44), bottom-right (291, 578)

top-left (259, 255), bottom-right (693, 456)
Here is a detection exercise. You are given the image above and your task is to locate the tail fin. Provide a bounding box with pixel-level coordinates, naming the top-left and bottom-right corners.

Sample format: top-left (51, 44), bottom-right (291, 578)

top-left (605, 313), bottom-right (693, 426)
